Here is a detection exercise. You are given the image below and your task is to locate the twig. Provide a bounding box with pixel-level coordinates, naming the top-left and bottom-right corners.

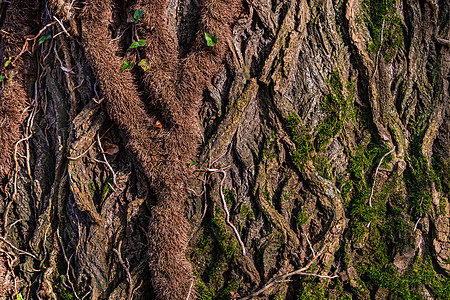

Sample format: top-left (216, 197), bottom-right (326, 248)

top-left (113, 241), bottom-right (133, 300)
top-left (97, 134), bottom-right (117, 186)
top-left (6, 219), bottom-right (23, 232)
top-left (239, 238), bottom-right (337, 300)
top-left (241, 226), bottom-right (343, 300)
top-left (92, 97), bottom-right (104, 104)
top-left (0, 237), bottom-right (38, 260)
top-left (368, 146), bottom-right (395, 207)
top-left (67, 140), bottom-right (96, 160)
top-left (200, 167), bottom-right (246, 256)
top-left (186, 187), bottom-right (204, 197)
top-left (56, 228), bottom-right (81, 300)
top-left (12, 22), bottom-right (56, 64)
top-left (303, 233), bottom-right (315, 257)
top-left (53, 16), bottom-right (72, 38)
top-left (414, 218), bottom-right (421, 231)
top-left (186, 278), bottom-right (194, 300)
top-left (218, 169), bottom-right (246, 256)
top-left (12, 128), bottom-right (33, 198)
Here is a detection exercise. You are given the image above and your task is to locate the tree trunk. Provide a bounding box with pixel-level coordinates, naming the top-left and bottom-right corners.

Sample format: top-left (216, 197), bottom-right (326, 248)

top-left (0, 0), bottom-right (449, 299)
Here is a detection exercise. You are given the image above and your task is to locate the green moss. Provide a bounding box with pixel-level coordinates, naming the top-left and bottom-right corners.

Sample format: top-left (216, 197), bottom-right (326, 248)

top-left (361, 254), bottom-right (450, 299)
top-left (55, 275), bottom-right (77, 300)
top-left (99, 178), bottom-right (113, 202)
top-left (287, 73), bottom-right (355, 176)
top-left (211, 205), bottom-right (240, 260)
top-left (240, 203), bottom-right (255, 220)
top-left (340, 180), bottom-right (353, 201)
top-left (88, 181), bottom-right (97, 194)
top-left (224, 189), bottom-right (235, 206)
top-left (192, 208), bottom-right (243, 299)
top-left (297, 278), bottom-right (326, 300)
top-left (287, 113), bottom-right (314, 171)
top-left (433, 154), bottom-right (450, 195)
top-left (439, 198), bottom-right (447, 215)
top-left (296, 209), bottom-right (309, 227)
top-left (297, 278), bottom-right (352, 299)
top-left (196, 278), bottom-right (214, 300)
top-left (347, 139), bottom-right (390, 241)
top-left (88, 178), bottom-right (112, 205)
top-left (263, 131), bottom-right (279, 159)
top-left (191, 232), bottom-right (213, 262)
top-left (405, 151), bottom-right (436, 216)
top-left (362, 0), bottom-right (403, 61)
top-left (315, 71), bottom-right (347, 152)
top-left (313, 155), bottom-right (332, 179)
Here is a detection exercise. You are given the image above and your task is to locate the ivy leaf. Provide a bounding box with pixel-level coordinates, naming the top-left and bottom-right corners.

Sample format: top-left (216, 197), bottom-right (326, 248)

top-left (138, 59), bottom-right (150, 71)
top-left (189, 162), bottom-right (198, 167)
top-left (204, 33), bottom-right (218, 46)
top-left (120, 61), bottom-right (132, 72)
top-left (0, 75), bottom-right (6, 82)
top-left (38, 34), bottom-right (52, 45)
top-left (131, 40), bottom-right (146, 49)
top-left (133, 9), bottom-right (145, 23)
top-left (4, 56), bottom-right (12, 67)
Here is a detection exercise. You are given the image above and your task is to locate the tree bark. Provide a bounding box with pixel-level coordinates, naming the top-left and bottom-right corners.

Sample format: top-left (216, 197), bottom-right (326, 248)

top-left (0, 0), bottom-right (449, 299)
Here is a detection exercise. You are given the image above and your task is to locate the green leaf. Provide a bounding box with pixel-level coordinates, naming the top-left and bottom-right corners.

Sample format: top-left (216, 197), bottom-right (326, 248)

top-left (0, 75), bottom-right (6, 82)
top-left (189, 161), bottom-right (198, 167)
top-left (204, 33), bottom-right (218, 46)
top-left (4, 56), bottom-right (12, 67)
top-left (120, 61), bottom-right (132, 72)
top-left (38, 34), bottom-right (52, 45)
top-left (16, 294), bottom-right (24, 300)
top-left (131, 40), bottom-right (146, 49)
top-left (133, 9), bottom-right (145, 23)
top-left (138, 59), bottom-right (150, 71)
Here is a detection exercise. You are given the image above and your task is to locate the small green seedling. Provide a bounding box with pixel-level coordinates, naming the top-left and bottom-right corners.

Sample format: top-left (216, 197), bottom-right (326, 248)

top-left (133, 9), bottom-right (145, 23)
top-left (16, 294), bottom-right (24, 300)
top-left (205, 33), bottom-right (218, 46)
top-left (38, 34), bottom-right (52, 45)
top-left (189, 161), bottom-right (198, 167)
top-left (120, 61), bottom-right (133, 72)
top-left (138, 59), bottom-right (150, 71)
top-left (4, 56), bottom-right (12, 67)
top-left (130, 39), bottom-right (146, 49)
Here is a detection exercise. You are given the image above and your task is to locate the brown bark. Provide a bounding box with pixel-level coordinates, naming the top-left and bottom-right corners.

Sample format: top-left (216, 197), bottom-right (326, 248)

top-left (0, 0), bottom-right (449, 299)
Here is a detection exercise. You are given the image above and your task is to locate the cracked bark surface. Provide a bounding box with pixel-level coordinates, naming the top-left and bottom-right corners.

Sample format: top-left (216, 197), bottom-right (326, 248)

top-left (0, 0), bottom-right (449, 299)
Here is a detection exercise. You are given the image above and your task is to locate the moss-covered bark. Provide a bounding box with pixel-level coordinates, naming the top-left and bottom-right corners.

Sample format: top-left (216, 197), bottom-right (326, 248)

top-left (0, 0), bottom-right (448, 299)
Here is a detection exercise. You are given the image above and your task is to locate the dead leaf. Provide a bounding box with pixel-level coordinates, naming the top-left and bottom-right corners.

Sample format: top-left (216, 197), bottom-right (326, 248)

top-left (154, 120), bottom-right (162, 129)
top-left (101, 140), bottom-right (119, 155)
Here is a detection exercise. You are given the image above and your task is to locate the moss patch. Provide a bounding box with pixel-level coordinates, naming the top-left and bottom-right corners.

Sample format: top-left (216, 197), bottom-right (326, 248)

top-left (362, 0), bottom-right (403, 61)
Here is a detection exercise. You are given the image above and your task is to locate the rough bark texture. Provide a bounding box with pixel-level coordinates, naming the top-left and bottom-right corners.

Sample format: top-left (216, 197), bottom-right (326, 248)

top-left (0, 0), bottom-right (449, 299)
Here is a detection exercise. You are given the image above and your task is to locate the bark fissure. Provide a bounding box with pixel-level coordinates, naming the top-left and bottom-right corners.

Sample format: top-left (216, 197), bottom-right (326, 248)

top-left (0, 0), bottom-right (448, 299)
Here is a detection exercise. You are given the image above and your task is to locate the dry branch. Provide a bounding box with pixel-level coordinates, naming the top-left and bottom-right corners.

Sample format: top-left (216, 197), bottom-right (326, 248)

top-left (239, 231), bottom-right (339, 299)
top-left (113, 241), bottom-right (133, 300)
top-left (199, 167), bottom-right (247, 256)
